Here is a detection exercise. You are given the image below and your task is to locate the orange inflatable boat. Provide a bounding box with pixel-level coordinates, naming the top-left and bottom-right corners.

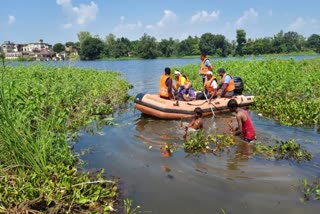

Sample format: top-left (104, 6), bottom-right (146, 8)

top-left (134, 93), bottom-right (254, 119)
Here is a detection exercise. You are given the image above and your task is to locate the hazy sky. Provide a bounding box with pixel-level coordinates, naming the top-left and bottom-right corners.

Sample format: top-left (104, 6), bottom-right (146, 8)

top-left (1, 0), bottom-right (319, 45)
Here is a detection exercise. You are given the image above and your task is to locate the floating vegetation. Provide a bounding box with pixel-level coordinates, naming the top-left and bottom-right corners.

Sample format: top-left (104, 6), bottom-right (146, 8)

top-left (253, 139), bottom-right (312, 163)
top-left (299, 177), bottom-right (320, 201)
top-left (0, 166), bottom-right (118, 213)
top-left (183, 131), bottom-right (311, 163)
top-left (183, 130), bottom-right (236, 155)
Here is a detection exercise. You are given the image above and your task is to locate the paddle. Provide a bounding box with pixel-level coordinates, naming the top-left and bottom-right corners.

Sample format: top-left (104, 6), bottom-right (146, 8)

top-left (203, 92), bottom-right (215, 117)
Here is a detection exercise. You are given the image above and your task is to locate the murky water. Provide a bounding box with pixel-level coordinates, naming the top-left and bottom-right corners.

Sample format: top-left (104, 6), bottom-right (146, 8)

top-left (58, 56), bottom-right (320, 213)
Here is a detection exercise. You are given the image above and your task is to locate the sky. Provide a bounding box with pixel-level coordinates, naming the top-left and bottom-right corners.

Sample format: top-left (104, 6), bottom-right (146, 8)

top-left (0, 0), bottom-right (319, 45)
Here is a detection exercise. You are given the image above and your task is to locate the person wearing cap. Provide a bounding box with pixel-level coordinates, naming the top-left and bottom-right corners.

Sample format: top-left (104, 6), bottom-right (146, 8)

top-left (199, 51), bottom-right (213, 86)
top-left (173, 70), bottom-right (186, 93)
top-left (173, 70), bottom-right (196, 101)
top-left (159, 67), bottom-right (173, 99)
top-left (217, 68), bottom-right (235, 98)
top-left (203, 70), bottom-right (218, 100)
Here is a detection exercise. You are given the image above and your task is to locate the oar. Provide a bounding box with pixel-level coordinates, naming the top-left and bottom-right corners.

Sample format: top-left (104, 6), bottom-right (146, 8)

top-left (203, 92), bottom-right (215, 117)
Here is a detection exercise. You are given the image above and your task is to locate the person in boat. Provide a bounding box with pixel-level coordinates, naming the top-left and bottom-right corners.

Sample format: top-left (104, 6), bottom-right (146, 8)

top-left (227, 99), bottom-right (256, 143)
top-left (173, 70), bottom-right (196, 101)
top-left (197, 71), bottom-right (218, 100)
top-left (173, 70), bottom-right (186, 92)
top-left (216, 68), bottom-right (235, 98)
top-left (159, 67), bottom-right (173, 100)
top-left (183, 107), bottom-right (204, 137)
top-left (199, 51), bottom-right (213, 86)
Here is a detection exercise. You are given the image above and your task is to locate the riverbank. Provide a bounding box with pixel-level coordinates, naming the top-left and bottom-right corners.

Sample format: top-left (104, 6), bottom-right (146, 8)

top-left (0, 63), bottom-right (132, 212)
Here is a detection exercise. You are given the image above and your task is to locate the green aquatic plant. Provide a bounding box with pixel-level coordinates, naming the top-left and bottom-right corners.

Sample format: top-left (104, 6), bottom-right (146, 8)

top-left (183, 130), bottom-right (236, 155)
top-left (0, 63), bottom-right (131, 212)
top-left (0, 165), bottom-right (119, 213)
top-left (123, 198), bottom-right (141, 214)
top-left (253, 139), bottom-right (312, 162)
top-left (299, 177), bottom-right (320, 201)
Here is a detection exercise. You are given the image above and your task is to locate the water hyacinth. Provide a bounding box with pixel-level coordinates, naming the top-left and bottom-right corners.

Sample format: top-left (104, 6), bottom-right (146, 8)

top-left (176, 57), bottom-right (320, 126)
top-left (0, 62), bottom-right (131, 212)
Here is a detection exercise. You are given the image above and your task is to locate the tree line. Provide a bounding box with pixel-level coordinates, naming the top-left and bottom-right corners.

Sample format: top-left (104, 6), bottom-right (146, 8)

top-left (54, 29), bottom-right (320, 60)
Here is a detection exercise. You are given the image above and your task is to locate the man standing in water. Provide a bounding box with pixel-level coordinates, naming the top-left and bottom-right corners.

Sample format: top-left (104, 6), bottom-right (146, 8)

top-left (227, 99), bottom-right (256, 142)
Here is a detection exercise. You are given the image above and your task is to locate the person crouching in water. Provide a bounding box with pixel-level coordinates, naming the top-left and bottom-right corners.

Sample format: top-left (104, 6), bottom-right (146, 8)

top-left (227, 99), bottom-right (256, 142)
top-left (182, 107), bottom-right (203, 138)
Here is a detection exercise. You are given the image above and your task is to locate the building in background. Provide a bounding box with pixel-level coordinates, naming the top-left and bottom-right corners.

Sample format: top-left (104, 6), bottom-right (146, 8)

top-left (1, 39), bottom-right (53, 60)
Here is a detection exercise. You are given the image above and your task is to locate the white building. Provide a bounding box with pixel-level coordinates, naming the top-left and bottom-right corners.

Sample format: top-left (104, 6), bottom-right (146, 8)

top-left (22, 39), bottom-right (52, 52)
top-left (1, 39), bottom-right (53, 60)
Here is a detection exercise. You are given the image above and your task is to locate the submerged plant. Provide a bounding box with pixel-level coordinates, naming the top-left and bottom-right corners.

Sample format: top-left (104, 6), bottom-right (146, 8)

top-left (123, 198), bottom-right (141, 214)
top-left (299, 177), bottom-right (320, 201)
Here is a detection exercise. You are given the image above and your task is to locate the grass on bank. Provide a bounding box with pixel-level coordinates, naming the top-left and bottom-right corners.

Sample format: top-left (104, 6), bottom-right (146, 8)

top-left (0, 62), bottom-right (133, 212)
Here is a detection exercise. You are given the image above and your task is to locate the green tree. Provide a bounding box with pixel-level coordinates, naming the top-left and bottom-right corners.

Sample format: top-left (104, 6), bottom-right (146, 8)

top-left (212, 34), bottom-right (231, 57)
top-left (79, 37), bottom-right (104, 60)
top-left (136, 33), bottom-right (159, 59)
top-left (283, 31), bottom-right (303, 53)
top-left (77, 31), bottom-right (91, 46)
top-left (177, 36), bottom-right (199, 56)
top-left (113, 37), bottom-right (131, 58)
top-left (130, 40), bottom-right (140, 56)
top-left (104, 33), bottom-right (116, 57)
top-left (53, 43), bottom-right (65, 53)
top-left (199, 33), bottom-right (216, 55)
top-left (272, 30), bottom-right (286, 53)
top-left (65, 41), bottom-right (75, 47)
top-left (236, 29), bottom-right (246, 56)
top-left (307, 34), bottom-right (320, 53)
top-left (158, 38), bottom-right (176, 57)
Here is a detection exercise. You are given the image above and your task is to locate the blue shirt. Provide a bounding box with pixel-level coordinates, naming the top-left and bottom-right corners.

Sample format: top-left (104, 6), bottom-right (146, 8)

top-left (224, 75), bottom-right (232, 83)
top-left (204, 59), bottom-right (211, 67)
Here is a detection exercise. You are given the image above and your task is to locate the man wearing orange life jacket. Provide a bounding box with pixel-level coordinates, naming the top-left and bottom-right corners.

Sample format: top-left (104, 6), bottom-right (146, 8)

top-left (203, 71), bottom-right (218, 100)
top-left (199, 52), bottom-right (213, 86)
top-left (217, 68), bottom-right (235, 98)
top-left (159, 67), bottom-right (173, 99)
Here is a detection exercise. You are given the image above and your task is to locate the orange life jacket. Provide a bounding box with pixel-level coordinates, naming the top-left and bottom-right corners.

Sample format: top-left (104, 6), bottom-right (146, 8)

top-left (221, 73), bottom-right (235, 92)
top-left (200, 58), bottom-right (210, 76)
top-left (159, 74), bottom-right (171, 98)
top-left (205, 76), bottom-right (217, 94)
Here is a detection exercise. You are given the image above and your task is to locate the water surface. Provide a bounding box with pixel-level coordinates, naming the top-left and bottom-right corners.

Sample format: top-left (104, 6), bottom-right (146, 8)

top-left (37, 56), bottom-right (320, 213)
